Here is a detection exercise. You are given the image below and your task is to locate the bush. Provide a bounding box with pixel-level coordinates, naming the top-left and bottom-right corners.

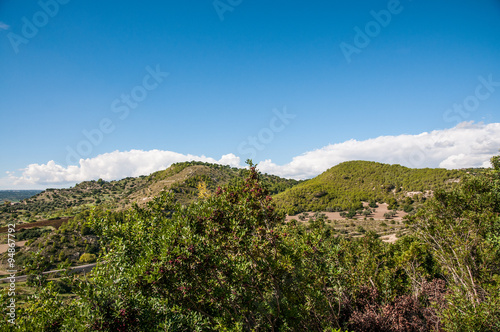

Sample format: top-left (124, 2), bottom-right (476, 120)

top-left (51, 279), bottom-right (72, 294)
top-left (346, 210), bottom-right (357, 219)
top-left (403, 204), bottom-right (414, 213)
top-left (79, 253), bottom-right (97, 263)
top-left (16, 227), bottom-right (50, 241)
top-left (356, 226), bottom-right (366, 233)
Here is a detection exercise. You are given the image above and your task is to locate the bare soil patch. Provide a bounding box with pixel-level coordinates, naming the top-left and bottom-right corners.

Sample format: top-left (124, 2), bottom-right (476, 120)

top-left (285, 202), bottom-right (409, 243)
top-left (0, 240), bottom-right (27, 256)
top-left (380, 233), bottom-right (398, 243)
top-left (0, 217), bottom-right (70, 233)
top-left (285, 203), bottom-right (407, 222)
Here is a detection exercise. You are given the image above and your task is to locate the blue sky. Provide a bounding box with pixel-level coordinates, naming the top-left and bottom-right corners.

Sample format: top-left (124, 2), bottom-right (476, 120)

top-left (1, 0), bottom-right (500, 189)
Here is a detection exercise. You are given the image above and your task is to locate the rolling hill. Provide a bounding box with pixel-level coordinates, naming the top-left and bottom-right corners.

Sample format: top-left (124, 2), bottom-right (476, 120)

top-left (273, 160), bottom-right (466, 214)
top-left (0, 161), bottom-right (301, 226)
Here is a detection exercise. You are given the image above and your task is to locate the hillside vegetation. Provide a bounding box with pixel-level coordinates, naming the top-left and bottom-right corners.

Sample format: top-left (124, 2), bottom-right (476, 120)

top-left (0, 162), bottom-right (300, 226)
top-left (274, 160), bottom-right (465, 214)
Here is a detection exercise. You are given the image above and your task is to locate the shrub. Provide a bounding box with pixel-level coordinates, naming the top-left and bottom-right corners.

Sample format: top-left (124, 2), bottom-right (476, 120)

top-left (51, 280), bottom-right (72, 294)
top-left (347, 210), bottom-right (357, 219)
top-left (79, 253), bottom-right (97, 263)
top-left (16, 227), bottom-right (50, 241)
top-left (356, 226), bottom-right (366, 233)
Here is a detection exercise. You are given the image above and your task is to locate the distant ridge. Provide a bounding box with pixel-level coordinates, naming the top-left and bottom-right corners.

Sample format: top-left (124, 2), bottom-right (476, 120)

top-left (0, 190), bottom-right (42, 204)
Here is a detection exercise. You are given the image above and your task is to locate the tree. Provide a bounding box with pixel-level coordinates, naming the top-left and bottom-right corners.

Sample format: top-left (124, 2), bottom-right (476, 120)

top-left (408, 155), bottom-right (500, 330)
top-left (196, 180), bottom-right (211, 199)
top-left (346, 210), bottom-right (357, 219)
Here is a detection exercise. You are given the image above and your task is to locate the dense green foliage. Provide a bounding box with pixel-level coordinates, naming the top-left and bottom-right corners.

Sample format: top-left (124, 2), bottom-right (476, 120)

top-left (14, 227), bottom-right (51, 241)
top-left (407, 156), bottom-right (500, 331)
top-left (274, 160), bottom-right (465, 214)
top-left (1, 216), bottom-right (101, 272)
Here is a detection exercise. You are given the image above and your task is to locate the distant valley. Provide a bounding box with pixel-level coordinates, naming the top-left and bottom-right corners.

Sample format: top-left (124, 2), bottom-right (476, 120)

top-left (0, 190), bottom-right (42, 204)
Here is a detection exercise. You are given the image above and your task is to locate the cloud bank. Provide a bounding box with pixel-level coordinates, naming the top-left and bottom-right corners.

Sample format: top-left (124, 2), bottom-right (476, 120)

top-left (258, 121), bottom-right (500, 179)
top-left (2, 122), bottom-right (499, 189)
top-left (2, 151), bottom-right (241, 189)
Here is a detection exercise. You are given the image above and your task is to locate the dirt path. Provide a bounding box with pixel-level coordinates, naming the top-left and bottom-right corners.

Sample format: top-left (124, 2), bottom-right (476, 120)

top-left (0, 263), bottom-right (97, 282)
top-left (0, 217), bottom-right (70, 233)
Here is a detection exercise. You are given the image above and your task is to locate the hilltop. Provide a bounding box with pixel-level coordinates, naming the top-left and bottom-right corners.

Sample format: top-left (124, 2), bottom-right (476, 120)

top-left (274, 160), bottom-right (465, 214)
top-left (0, 161), bottom-right (300, 226)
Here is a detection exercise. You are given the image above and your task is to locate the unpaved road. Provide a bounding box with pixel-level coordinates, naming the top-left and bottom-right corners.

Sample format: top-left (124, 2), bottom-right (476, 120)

top-left (0, 263), bottom-right (97, 283)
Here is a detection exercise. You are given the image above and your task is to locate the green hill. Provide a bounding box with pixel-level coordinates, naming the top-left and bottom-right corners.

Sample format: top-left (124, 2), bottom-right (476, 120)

top-left (274, 160), bottom-right (465, 214)
top-left (0, 161), bottom-right (300, 226)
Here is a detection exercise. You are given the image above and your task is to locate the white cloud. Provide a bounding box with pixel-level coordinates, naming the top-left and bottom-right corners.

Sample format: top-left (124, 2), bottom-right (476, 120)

top-left (4, 150), bottom-right (241, 189)
top-left (0, 22), bottom-right (9, 30)
top-left (257, 122), bottom-right (500, 179)
top-left (2, 122), bottom-right (499, 189)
